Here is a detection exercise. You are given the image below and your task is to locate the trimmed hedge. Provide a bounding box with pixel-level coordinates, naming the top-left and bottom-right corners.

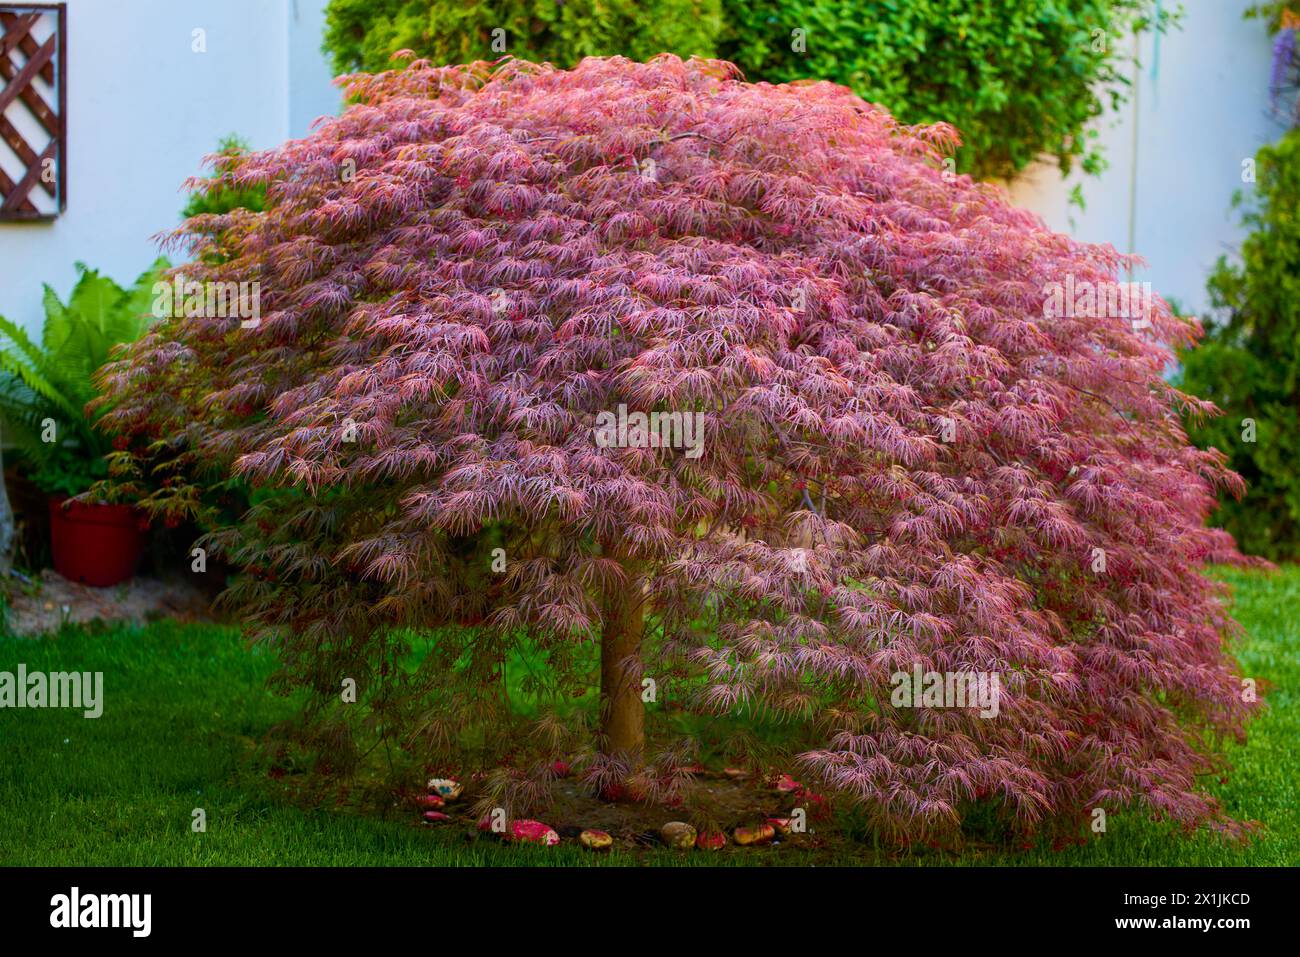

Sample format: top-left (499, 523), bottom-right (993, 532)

top-left (322, 0), bottom-right (1166, 181)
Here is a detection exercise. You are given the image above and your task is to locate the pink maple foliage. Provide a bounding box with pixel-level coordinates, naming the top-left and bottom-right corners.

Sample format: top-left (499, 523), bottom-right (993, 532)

top-left (97, 55), bottom-right (1258, 844)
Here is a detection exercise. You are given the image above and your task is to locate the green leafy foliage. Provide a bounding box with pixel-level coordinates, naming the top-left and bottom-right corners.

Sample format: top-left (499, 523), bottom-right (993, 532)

top-left (717, 0), bottom-right (1169, 180)
top-left (1178, 130), bottom-right (1300, 560)
top-left (321, 0), bottom-right (1167, 181)
top-left (181, 135), bottom-right (268, 221)
top-left (322, 0), bottom-right (722, 75)
top-left (1247, 2), bottom-right (1300, 31)
top-left (0, 261), bottom-right (168, 497)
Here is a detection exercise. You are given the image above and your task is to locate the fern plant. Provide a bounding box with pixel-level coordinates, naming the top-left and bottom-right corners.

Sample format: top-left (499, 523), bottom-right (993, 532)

top-left (0, 260), bottom-right (167, 496)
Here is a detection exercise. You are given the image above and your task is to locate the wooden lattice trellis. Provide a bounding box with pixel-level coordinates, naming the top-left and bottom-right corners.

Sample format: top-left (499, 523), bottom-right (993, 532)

top-left (0, 3), bottom-right (64, 220)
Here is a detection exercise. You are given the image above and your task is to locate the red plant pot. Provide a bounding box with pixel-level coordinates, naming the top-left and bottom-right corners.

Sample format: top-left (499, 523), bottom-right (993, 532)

top-left (48, 497), bottom-right (146, 587)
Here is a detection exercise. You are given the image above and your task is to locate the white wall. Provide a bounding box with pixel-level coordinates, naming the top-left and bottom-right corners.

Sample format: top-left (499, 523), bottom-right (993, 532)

top-left (289, 0), bottom-right (341, 138)
top-left (1009, 0), bottom-right (1279, 316)
top-left (0, 0), bottom-right (338, 333)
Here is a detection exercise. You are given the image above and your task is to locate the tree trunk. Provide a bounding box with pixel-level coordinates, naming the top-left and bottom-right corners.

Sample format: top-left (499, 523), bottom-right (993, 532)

top-left (598, 563), bottom-right (645, 759)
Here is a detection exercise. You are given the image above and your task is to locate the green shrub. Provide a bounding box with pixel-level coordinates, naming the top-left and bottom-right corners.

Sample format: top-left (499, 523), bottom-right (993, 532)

top-left (181, 135), bottom-right (267, 221)
top-left (322, 0), bottom-right (1167, 182)
top-left (717, 0), bottom-right (1169, 180)
top-left (322, 0), bottom-right (722, 75)
top-left (1247, 2), bottom-right (1300, 31)
top-left (1178, 130), bottom-right (1300, 561)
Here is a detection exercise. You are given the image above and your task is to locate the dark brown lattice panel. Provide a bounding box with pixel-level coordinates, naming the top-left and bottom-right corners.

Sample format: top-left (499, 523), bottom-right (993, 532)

top-left (0, 3), bottom-right (64, 220)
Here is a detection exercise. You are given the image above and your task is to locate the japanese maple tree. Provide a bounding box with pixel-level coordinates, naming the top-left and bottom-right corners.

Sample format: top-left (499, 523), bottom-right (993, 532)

top-left (98, 56), bottom-right (1257, 842)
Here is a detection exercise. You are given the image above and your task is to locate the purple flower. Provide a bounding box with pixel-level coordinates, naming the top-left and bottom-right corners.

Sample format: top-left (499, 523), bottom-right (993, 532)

top-left (1270, 27), bottom-right (1296, 114)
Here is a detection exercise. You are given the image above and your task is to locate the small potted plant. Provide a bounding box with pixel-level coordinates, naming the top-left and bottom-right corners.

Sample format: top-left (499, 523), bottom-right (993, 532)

top-left (0, 260), bottom-right (167, 587)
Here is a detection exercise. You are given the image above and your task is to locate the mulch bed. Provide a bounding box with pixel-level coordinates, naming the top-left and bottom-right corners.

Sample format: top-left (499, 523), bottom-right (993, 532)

top-left (5, 569), bottom-right (211, 637)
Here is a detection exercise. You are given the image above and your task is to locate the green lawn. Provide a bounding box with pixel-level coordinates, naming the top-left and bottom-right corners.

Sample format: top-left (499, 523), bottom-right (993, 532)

top-left (1, 566), bottom-right (1295, 866)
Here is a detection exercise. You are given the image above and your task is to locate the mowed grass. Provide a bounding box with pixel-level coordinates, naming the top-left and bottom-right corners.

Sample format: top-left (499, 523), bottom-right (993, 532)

top-left (0, 565), bottom-right (1295, 867)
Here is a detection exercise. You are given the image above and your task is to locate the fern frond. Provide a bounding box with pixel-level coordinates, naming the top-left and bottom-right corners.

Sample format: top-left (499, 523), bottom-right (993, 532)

top-left (0, 314), bottom-right (82, 424)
